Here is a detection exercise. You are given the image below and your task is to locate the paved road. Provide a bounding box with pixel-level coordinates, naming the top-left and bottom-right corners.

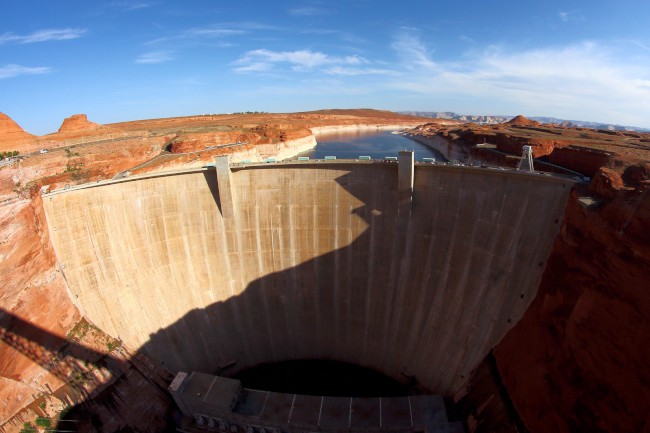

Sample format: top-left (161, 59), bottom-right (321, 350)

top-left (112, 141), bottom-right (248, 179)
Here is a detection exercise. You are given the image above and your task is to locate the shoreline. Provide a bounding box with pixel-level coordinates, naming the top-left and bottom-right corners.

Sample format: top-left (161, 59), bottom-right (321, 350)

top-left (236, 123), bottom-right (425, 163)
top-left (310, 123), bottom-right (421, 136)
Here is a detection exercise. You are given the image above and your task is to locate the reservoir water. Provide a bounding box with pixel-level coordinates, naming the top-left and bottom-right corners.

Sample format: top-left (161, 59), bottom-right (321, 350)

top-left (298, 130), bottom-right (446, 161)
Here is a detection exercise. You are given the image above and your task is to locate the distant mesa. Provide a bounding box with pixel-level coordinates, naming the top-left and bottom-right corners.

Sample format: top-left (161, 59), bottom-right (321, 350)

top-left (505, 115), bottom-right (541, 127)
top-left (58, 114), bottom-right (100, 133)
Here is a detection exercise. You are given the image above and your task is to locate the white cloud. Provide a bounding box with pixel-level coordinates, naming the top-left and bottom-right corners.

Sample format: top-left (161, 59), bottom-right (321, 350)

top-left (0, 28), bottom-right (86, 44)
top-left (387, 31), bottom-right (650, 125)
top-left (324, 66), bottom-right (397, 76)
top-left (289, 7), bottom-right (328, 16)
top-left (185, 28), bottom-right (245, 38)
top-left (144, 26), bottom-right (246, 46)
top-left (233, 49), bottom-right (370, 73)
top-left (135, 51), bottom-right (174, 64)
top-left (631, 40), bottom-right (650, 52)
top-left (391, 32), bottom-right (439, 71)
top-left (0, 64), bottom-right (52, 79)
top-left (111, 1), bottom-right (156, 10)
top-left (234, 62), bottom-right (272, 73)
top-left (557, 10), bottom-right (584, 24)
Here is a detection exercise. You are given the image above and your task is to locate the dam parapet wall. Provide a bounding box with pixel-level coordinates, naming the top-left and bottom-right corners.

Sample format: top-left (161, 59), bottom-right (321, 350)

top-left (42, 160), bottom-right (573, 395)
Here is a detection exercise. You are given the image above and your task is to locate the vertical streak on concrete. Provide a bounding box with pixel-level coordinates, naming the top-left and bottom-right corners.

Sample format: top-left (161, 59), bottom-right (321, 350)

top-left (214, 156), bottom-right (238, 297)
top-left (382, 151), bottom-right (416, 370)
top-left (392, 151), bottom-right (417, 369)
top-left (215, 156), bottom-right (248, 361)
top-left (398, 151), bottom-right (415, 225)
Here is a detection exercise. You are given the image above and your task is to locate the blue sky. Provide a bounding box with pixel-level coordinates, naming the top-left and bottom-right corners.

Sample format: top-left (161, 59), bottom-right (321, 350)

top-left (2, 1), bottom-right (650, 134)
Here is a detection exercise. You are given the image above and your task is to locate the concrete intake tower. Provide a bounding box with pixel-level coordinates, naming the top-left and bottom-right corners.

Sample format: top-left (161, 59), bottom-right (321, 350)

top-left (42, 153), bottom-right (572, 414)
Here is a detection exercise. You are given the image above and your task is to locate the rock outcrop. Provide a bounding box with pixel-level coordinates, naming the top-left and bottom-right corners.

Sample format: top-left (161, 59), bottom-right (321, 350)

top-left (505, 115), bottom-right (541, 127)
top-left (58, 114), bottom-right (100, 133)
top-left (0, 112), bottom-right (33, 151)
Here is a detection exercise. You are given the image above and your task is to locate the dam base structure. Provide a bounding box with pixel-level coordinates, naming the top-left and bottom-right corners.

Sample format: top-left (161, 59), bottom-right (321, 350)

top-left (42, 153), bottom-right (573, 429)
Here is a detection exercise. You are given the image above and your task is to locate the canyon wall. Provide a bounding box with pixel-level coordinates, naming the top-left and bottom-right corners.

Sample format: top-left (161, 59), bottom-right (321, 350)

top-left (493, 187), bottom-right (650, 433)
top-left (0, 195), bottom-right (80, 425)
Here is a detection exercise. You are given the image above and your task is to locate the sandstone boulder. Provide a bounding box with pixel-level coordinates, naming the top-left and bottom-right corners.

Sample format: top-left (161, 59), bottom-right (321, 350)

top-left (589, 167), bottom-right (625, 198)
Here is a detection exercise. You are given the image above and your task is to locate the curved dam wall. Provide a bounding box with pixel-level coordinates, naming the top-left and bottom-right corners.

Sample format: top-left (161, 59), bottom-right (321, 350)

top-left (42, 161), bottom-right (572, 395)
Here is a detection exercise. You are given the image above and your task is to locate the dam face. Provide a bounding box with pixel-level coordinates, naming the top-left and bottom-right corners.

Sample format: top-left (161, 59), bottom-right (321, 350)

top-left (42, 158), bottom-right (571, 395)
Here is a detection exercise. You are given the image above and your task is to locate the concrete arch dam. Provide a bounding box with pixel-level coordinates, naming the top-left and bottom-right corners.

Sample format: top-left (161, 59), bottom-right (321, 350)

top-left (43, 157), bottom-right (572, 395)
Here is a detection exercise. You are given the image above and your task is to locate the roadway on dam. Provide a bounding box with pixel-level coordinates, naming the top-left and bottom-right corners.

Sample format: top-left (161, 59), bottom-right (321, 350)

top-left (42, 158), bottom-right (573, 395)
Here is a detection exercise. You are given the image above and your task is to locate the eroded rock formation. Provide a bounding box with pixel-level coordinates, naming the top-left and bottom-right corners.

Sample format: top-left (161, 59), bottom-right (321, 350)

top-left (0, 112), bottom-right (33, 152)
top-left (57, 114), bottom-right (100, 134)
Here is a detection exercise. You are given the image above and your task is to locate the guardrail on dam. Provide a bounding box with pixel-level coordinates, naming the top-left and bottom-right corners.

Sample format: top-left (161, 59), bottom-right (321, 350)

top-left (42, 156), bottom-right (573, 395)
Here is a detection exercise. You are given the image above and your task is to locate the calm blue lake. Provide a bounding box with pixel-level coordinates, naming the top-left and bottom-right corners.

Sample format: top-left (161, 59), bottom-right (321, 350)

top-left (298, 130), bottom-right (446, 161)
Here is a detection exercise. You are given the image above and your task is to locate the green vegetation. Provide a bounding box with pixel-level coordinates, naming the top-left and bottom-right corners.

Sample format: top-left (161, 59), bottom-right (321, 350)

top-left (38, 400), bottom-right (46, 410)
top-left (0, 150), bottom-right (19, 160)
top-left (66, 320), bottom-right (92, 341)
top-left (64, 160), bottom-right (87, 181)
top-left (64, 161), bottom-right (84, 173)
top-left (59, 405), bottom-right (71, 419)
top-left (20, 422), bottom-right (36, 433)
top-left (233, 111), bottom-right (268, 114)
top-left (65, 148), bottom-right (80, 157)
top-left (35, 417), bottom-right (52, 428)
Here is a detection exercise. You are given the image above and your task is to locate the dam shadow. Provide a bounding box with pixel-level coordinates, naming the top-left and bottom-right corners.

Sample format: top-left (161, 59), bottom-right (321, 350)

top-left (140, 164), bottom-right (419, 388)
top-left (53, 162), bottom-right (570, 431)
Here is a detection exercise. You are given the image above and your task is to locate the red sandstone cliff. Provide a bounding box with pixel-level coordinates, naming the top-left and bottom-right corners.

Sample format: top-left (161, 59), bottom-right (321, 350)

top-left (0, 195), bottom-right (81, 425)
top-left (494, 183), bottom-right (650, 433)
top-left (0, 113), bottom-right (33, 152)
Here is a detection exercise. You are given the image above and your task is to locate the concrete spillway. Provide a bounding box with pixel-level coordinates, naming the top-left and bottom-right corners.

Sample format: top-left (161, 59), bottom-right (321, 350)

top-left (43, 158), bottom-right (572, 395)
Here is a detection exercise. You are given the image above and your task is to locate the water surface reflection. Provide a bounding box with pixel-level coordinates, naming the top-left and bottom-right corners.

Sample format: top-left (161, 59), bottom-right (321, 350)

top-left (298, 130), bottom-right (446, 161)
